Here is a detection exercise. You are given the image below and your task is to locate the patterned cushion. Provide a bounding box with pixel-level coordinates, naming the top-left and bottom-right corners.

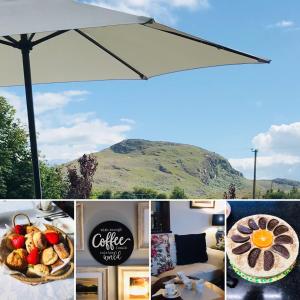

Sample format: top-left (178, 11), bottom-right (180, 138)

top-left (151, 234), bottom-right (174, 276)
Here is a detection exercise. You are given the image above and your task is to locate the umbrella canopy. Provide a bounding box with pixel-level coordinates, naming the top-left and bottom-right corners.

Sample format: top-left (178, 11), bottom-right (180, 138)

top-left (0, 0), bottom-right (270, 86)
top-left (0, 0), bottom-right (270, 198)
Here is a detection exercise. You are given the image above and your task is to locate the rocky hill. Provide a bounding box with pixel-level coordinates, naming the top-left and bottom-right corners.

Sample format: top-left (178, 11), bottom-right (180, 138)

top-left (63, 139), bottom-right (300, 198)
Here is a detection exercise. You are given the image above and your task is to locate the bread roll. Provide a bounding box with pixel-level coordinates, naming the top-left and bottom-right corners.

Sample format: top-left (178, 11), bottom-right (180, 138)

top-left (6, 249), bottom-right (28, 271)
top-left (25, 232), bottom-right (35, 253)
top-left (27, 264), bottom-right (50, 277)
top-left (33, 232), bottom-right (47, 250)
top-left (41, 247), bottom-right (58, 265)
top-left (53, 243), bottom-right (69, 260)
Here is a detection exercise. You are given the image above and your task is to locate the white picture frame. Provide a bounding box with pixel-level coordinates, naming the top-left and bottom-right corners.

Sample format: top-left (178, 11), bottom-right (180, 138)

top-left (138, 202), bottom-right (149, 249)
top-left (190, 200), bottom-right (215, 209)
top-left (118, 266), bottom-right (149, 300)
top-left (76, 203), bottom-right (84, 251)
top-left (76, 267), bottom-right (108, 300)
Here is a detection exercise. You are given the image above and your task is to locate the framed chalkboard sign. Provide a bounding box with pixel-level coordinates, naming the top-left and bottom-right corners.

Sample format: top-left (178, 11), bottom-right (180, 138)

top-left (89, 221), bottom-right (134, 266)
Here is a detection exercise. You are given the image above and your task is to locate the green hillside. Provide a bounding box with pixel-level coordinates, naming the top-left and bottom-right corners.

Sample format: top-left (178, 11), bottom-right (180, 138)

top-left (63, 139), bottom-right (300, 198)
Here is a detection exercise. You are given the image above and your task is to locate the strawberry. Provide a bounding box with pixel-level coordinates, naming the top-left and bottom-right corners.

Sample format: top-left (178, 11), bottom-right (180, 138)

top-left (45, 232), bottom-right (59, 245)
top-left (27, 247), bottom-right (39, 265)
top-left (14, 225), bottom-right (25, 235)
top-left (11, 235), bottom-right (25, 249)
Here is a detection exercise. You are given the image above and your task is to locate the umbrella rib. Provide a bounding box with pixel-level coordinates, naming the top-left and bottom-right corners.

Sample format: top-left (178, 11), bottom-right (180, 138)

top-left (3, 35), bottom-right (19, 44)
top-left (144, 24), bottom-right (271, 64)
top-left (32, 30), bottom-right (69, 46)
top-left (75, 29), bottom-right (148, 80)
top-left (29, 33), bottom-right (36, 42)
top-left (0, 39), bottom-right (17, 48)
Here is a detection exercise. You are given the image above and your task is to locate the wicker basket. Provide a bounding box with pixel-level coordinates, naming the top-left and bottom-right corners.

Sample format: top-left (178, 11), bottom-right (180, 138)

top-left (1, 213), bottom-right (74, 285)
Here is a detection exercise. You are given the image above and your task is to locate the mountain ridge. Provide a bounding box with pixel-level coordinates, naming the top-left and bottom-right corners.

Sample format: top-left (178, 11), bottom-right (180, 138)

top-left (63, 139), bottom-right (300, 198)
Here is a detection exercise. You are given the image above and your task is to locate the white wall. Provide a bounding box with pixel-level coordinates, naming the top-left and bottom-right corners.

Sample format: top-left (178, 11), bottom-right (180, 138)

top-left (77, 201), bottom-right (149, 300)
top-left (170, 201), bottom-right (225, 247)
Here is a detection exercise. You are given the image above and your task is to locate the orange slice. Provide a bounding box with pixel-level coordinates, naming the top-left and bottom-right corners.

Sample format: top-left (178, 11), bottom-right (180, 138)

top-left (252, 230), bottom-right (273, 248)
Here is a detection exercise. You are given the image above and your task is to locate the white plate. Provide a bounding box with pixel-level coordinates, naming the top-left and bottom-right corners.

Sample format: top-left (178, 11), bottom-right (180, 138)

top-left (52, 218), bottom-right (74, 234)
top-left (226, 201), bottom-right (231, 219)
top-left (163, 290), bottom-right (181, 299)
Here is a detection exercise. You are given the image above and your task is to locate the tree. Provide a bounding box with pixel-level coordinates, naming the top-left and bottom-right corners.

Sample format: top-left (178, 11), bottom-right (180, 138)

top-left (133, 187), bottom-right (158, 199)
top-left (157, 193), bottom-right (168, 199)
top-left (170, 187), bottom-right (187, 199)
top-left (114, 191), bottom-right (136, 199)
top-left (228, 184), bottom-right (236, 199)
top-left (0, 96), bottom-right (76, 199)
top-left (67, 154), bottom-right (98, 199)
top-left (288, 187), bottom-right (300, 199)
top-left (97, 189), bottom-right (112, 199)
top-left (0, 96), bottom-right (34, 198)
top-left (40, 161), bottom-right (67, 199)
top-left (223, 184), bottom-right (236, 199)
top-left (263, 189), bottom-right (287, 199)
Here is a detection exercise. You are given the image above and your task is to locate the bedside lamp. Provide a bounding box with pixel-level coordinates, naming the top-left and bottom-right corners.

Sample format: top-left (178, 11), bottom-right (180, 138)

top-left (212, 214), bottom-right (225, 249)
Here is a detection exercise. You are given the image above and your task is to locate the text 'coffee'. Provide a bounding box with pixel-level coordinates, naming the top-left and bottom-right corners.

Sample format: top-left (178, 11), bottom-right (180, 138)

top-left (88, 221), bottom-right (134, 265)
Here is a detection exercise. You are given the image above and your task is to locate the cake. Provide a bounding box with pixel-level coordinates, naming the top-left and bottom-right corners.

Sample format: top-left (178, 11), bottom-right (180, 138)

top-left (227, 214), bottom-right (299, 283)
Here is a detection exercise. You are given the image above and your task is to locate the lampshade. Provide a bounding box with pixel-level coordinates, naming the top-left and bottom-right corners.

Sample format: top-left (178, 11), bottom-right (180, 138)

top-left (212, 214), bottom-right (225, 226)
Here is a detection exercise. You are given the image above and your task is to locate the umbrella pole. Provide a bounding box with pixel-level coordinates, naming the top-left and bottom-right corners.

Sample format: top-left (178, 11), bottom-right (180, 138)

top-left (20, 34), bottom-right (42, 199)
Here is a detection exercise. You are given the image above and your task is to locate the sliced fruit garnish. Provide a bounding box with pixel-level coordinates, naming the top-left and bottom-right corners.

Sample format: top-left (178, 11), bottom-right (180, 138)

top-left (237, 225), bottom-right (252, 234)
top-left (232, 242), bottom-right (251, 255)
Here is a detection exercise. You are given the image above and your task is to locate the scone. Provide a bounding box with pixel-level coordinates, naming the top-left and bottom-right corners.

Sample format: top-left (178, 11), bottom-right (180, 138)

top-left (41, 247), bottom-right (58, 265)
top-left (26, 225), bottom-right (40, 234)
top-left (27, 264), bottom-right (50, 277)
top-left (44, 229), bottom-right (59, 234)
top-left (5, 234), bottom-right (20, 251)
top-left (15, 249), bottom-right (27, 260)
top-left (33, 232), bottom-right (47, 250)
top-left (25, 232), bottom-right (35, 253)
top-left (53, 243), bottom-right (69, 260)
top-left (6, 249), bottom-right (28, 271)
top-left (51, 259), bottom-right (64, 269)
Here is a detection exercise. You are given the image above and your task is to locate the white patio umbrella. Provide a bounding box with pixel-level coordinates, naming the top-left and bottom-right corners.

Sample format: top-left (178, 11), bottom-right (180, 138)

top-left (0, 0), bottom-right (270, 198)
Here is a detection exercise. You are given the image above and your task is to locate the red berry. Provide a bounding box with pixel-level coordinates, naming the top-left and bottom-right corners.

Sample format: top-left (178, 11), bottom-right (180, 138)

top-left (45, 232), bottom-right (59, 245)
top-left (14, 225), bottom-right (25, 235)
top-left (27, 247), bottom-right (39, 265)
top-left (12, 235), bottom-right (25, 249)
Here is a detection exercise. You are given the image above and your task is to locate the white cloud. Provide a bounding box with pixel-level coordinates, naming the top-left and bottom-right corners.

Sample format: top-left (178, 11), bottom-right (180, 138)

top-left (1, 89), bottom-right (133, 162)
top-left (39, 120), bottom-right (131, 161)
top-left (83, 0), bottom-right (210, 23)
top-left (170, 0), bottom-right (209, 9)
top-left (275, 20), bottom-right (294, 28)
top-left (34, 90), bottom-right (89, 114)
top-left (230, 121), bottom-right (300, 180)
top-left (268, 20), bottom-right (295, 29)
top-left (120, 118), bottom-right (136, 124)
top-left (252, 122), bottom-right (300, 155)
top-left (230, 154), bottom-right (300, 170)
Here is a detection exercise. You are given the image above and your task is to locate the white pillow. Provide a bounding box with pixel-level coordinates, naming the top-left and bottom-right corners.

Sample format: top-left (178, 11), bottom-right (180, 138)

top-left (168, 234), bottom-right (177, 266)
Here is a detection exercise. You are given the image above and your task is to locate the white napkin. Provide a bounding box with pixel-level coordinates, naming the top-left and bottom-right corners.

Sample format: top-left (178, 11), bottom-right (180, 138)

top-left (152, 288), bottom-right (164, 297)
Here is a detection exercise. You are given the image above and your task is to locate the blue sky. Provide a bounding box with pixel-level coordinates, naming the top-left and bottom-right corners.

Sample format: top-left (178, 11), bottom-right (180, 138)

top-left (2, 0), bottom-right (300, 181)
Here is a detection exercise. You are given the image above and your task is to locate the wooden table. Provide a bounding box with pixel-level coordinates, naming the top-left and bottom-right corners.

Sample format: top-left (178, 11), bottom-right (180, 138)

top-left (151, 276), bottom-right (224, 300)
